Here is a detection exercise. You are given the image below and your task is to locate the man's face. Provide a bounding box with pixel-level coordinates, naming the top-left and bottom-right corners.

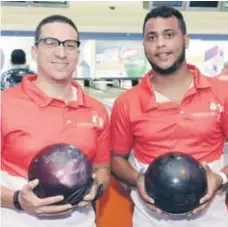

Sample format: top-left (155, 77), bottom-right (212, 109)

top-left (32, 22), bottom-right (80, 82)
top-left (144, 16), bottom-right (188, 75)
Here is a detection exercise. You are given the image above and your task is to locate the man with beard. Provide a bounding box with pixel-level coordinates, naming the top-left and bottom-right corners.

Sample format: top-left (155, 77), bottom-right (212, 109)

top-left (110, 6), bottom-right (228, 227)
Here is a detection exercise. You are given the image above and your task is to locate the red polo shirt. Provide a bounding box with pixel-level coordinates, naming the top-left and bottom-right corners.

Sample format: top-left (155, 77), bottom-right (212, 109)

top-left (1, 75), bottom-right (110, 178)
top-left (111, 65), bottom-right (228, 164)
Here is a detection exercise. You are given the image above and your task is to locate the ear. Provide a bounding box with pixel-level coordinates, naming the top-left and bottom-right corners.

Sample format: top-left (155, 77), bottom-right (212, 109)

top-left (31, 45), bottom-right (38, 62)
top-left (184, 35), bottom-right (190, 49)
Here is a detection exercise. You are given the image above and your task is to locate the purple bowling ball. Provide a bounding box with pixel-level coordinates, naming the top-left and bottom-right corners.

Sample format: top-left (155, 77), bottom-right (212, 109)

top-left (28, 143), bottom-right (93, 205)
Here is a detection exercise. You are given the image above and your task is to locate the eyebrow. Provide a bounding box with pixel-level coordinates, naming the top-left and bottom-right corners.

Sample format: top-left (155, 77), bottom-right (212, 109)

top-left (146, 29), bottom-right (175, 36)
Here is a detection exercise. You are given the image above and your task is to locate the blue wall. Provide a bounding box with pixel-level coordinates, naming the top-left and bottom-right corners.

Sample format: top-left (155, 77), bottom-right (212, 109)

top-left (2, 30), bottom-right (228, 41)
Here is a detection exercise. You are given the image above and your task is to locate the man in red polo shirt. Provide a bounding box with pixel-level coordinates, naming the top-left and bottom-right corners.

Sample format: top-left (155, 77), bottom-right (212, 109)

top-left (1, 15), bottom-right (110, 227)
top-left (110, 6), bottom-right (228, 227)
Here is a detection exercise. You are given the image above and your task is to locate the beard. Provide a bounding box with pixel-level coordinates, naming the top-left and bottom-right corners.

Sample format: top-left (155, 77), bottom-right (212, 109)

top-left (145, 46), bottom-right (186, 76)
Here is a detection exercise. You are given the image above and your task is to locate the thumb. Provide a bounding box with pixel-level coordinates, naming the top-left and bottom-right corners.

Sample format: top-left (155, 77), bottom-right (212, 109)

top-left (201, 162), bottom-right (210, 171)
top-left (26, 179), bottom-right (39, 191)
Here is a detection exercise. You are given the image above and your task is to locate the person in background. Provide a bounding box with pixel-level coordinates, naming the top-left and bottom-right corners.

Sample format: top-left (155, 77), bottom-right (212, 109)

top-left (1, 49), bottom-right (34, 90)
top-left (1, 15), bottom-right (110, 227)
top-left (110, 6), bottom-right (228, 227)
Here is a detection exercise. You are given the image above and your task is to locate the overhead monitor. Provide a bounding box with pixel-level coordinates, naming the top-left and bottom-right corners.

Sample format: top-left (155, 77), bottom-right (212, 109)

top-left (186, 1), bottom-right (222, 11)
top-left (1, 1), bottom-right (28, 6)
top-left (1, 1), bottom-right (68, 7)
top-left (32, 1), bottom-right (68, 7)
top-left (143, 1), bottom-right (186, 10)
top-left (151, 1), bottom-right (185, 8)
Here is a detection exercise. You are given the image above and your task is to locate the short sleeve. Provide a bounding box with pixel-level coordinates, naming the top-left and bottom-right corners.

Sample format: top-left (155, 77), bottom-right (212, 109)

top-left (93, 106), bottom-right (111, 165)
top-left (110, 98), bottom-right (134, 155)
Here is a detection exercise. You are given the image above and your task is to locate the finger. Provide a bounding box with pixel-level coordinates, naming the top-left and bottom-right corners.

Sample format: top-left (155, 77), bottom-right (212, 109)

top-left (37, 204), bottom-right (72, 214)
top-left (38, 210), bottom-right (71, 218)
top-left (199, 183), bottom-right (214, 204)
top-left (137, 175), bottom-right (155, 205)
top-left (202, 163), bottom-right (212, 174)
top-left (192, 202), bottom-right (209, 214)
top-left (83, 184), bottom-right (98, 201)
top-left (200, 192), bottom-right (212, 204)
top-left (24, 179), bottom-right (39, 191)
top-left (38, 195), bottom-right (65, 206)
top-left (201, 161), bottom-right (208, 168)
top-left (192, 197), bottom-right (213, 215)
top-left (140, 191), bottom-right (155, 205)
top-left (137, 182), bottom-right (155, 204)
top-left (146, 204), bottom-right (162, 214)
top-left (76, 201), bottom-right (90, 207)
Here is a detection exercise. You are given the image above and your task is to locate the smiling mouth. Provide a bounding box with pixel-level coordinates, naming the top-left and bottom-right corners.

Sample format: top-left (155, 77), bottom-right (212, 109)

top-left (52, 62), bottom-right (68, 65)
top-left (155, 52), bottom-right (172, 60)
top-left (52, 62), bottom-right (68, 69)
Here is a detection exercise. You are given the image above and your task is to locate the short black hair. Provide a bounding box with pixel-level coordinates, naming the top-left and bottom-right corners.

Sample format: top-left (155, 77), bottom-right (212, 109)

top-left (11, 49), bottom-right (26, 65)
top-left (34, 14), bottom-right (79, 44)
top-left (143, 6), bottom-right (187, 35)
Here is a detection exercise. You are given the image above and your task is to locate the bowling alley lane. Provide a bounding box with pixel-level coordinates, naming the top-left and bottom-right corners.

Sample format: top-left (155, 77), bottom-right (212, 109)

top-left (84, 86), bottom-right (126, 110)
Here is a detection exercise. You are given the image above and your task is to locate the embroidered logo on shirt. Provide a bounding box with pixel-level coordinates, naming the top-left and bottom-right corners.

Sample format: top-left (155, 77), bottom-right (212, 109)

top-left (75, 113), bottom-right (104, 128)
top-left (191, 101), bottom-right (223, 118)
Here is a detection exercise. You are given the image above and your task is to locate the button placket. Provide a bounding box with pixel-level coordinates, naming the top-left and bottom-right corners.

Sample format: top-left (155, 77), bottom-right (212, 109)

top-left (63, 106), bottom-right (71, 124)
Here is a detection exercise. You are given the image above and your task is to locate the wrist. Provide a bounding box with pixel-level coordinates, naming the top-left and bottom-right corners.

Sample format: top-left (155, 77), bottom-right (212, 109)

top-left (13, 190), bottom-right (23, 211)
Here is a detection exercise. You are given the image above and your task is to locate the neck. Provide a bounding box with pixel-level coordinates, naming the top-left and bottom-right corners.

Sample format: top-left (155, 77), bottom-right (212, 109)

top-left (34, 74), bottom-right (73, 102)
top-left (151, 63), bottom-right (192, 89)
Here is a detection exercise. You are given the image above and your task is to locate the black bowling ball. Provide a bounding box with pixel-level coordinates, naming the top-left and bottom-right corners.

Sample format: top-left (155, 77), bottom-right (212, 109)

top-left (144, 152), bottom-right (208, 214)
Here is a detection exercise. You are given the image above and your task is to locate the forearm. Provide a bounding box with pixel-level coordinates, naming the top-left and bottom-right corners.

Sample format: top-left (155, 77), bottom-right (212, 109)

top-left (111, 155), bottom-right (139, 187)
top-left (1, 186), bottom-right (15, 209)
top-left (93, 165), bottom-right (110, 189)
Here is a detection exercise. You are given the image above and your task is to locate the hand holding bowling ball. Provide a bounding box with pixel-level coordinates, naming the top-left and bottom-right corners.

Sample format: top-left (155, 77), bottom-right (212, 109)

top-left (76, 175), bottom-right (100, 207)
top-left (144, 152), bottom-right (208, 215)
top-left (18, 179), bottom-right (72, 216)
top-left (28, 144), bottom-right (94, 208)
top-left (136, 173), bottom-right (162, 214)
top-left (191, 162), bottom-right (223, 215)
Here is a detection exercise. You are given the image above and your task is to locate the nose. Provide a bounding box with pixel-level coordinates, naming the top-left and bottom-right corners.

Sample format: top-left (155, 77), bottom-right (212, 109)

top-left (156, 35), bottom-right (165, 48)
top-left (54, 44), bottom-right (67, 59)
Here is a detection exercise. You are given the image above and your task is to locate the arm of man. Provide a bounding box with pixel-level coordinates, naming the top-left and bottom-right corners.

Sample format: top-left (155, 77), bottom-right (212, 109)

top-left (110, 98), bottom-right (138, 187)
top-left (193, 81), bottom-right (228, 214)
top-left (0, 125), bottom-right (15, 209)
top-left (92, 106), bottom-right (111, 189)
top-left (78, 106), bottom-right (111, 207)
top-left (1, 186), bottom-right (15, 209)
top-left (221, 82), bottom-right (228, 177)
top-left (110, 98), bottom-right (157, 211)
top-left (111, 154), bottom-right (139, 187)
